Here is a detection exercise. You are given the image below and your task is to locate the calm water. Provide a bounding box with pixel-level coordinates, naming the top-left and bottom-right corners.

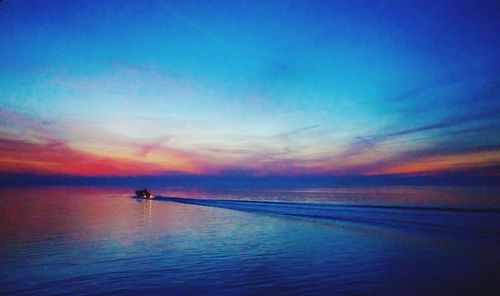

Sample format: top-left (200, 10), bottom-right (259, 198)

top-left (1, 186), bottom-right (499, 295)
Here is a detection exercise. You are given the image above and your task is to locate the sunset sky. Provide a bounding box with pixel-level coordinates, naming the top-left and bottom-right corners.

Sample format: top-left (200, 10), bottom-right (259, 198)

top-left (0, 0), bottom-right (499, 178)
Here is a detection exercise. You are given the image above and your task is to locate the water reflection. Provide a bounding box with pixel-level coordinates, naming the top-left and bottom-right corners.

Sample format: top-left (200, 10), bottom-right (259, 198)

top-left (139, 199), bottom-right (153, 225)
top-left (156, 185), bottom-right (500, 210)
top-left (0, 186), bottom-right (499, 295)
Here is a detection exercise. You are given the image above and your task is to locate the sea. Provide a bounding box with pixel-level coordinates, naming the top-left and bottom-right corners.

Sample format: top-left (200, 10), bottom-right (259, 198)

top-left (0, 185), bottom-right (499, 295)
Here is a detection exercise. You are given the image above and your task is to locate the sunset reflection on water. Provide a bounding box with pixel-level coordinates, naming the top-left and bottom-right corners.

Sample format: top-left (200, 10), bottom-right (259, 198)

top-left (155, 185), bottom-right (500, 209)
top-left (0, 185), bottom-right (499, 295)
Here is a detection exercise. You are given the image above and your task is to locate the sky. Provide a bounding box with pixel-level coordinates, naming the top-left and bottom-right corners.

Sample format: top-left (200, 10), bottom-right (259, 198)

top-left (0, 0), bottom-right (499, 178)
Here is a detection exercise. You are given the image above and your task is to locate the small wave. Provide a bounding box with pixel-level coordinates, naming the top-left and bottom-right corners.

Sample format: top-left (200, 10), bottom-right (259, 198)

top-left (153, 196), bottom-right (500, 236)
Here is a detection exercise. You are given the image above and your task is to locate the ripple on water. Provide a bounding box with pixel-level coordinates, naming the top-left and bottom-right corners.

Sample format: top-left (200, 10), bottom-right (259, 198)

top-left (1, 186), bottom-right (499, 295)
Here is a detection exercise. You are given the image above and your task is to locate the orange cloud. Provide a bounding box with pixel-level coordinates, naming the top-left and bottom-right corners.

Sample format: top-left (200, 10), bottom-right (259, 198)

top-left (0, 106), bottom-right (213, 176)
top-left (0, 137), bottom-right (207, 176)
top-left (368, 150), bottom-right (500, 176)
top-left (1, 105), bottom-right (498, 178)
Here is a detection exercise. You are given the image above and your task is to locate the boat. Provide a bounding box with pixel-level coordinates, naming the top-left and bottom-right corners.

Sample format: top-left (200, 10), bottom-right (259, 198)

top-left (135, 187), bottom-right (155, 199)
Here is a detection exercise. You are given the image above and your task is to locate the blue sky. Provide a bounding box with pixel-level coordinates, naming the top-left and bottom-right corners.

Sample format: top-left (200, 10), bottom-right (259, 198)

top-left (0, 0), bottom-right (499, 177)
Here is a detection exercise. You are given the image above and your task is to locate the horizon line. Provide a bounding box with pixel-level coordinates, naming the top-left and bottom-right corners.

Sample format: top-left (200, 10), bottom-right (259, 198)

top-left (1, 173), bottom-right (498, 187)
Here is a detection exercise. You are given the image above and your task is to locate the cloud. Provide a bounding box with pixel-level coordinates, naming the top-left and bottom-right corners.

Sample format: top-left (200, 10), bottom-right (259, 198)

top-left (368, 150), bottom-right (500, 176)
top-left (131, 136), bottom-right (172, 157)
top-left (1, 100), bottom-right (498, 178)
top-left (276, 124), bottom-right (320, 138)
top-left (205, 147), bottom-right (256, 155)
top-left (0, 136), bottom-right (163, 176)
top-left (0, 107), bottom-right (211, 176)
top-left (351, 109), bottom-right (499, 154)
top-left (386, 64), bottom-right (500, 103)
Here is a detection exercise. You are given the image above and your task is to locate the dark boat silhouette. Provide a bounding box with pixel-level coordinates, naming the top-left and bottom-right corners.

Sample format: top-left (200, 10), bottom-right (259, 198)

top-left (135, 187), bottom-right (155, 199)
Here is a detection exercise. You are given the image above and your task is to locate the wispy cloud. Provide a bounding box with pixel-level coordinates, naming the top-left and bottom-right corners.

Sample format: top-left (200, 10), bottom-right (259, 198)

top-left (368, 150), bottom-right (500, 176)
top-left (0, 136), bottom-right (163, 176)
top-left (276, 124), bottom-right (320, 138)
top-left (0, 107), bottom-right (211, 176)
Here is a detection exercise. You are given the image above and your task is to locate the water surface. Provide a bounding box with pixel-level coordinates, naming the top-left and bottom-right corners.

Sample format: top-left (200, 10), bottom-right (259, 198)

top-left (1, 186), bottom-right (499, 295)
